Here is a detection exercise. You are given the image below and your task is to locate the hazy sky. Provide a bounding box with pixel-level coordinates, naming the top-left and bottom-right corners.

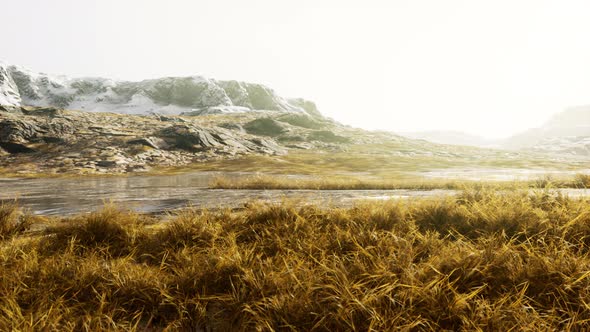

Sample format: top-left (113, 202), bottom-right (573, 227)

top-left (2, 0), bottom-right (590, 138)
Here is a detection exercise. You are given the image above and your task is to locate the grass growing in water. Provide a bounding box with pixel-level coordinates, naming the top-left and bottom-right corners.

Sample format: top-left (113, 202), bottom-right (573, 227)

top-left (3, 190), bottom-right (590, 330)
top-left (209, 173), bottom-right (590, 190)
top-left (210, 174), bottom-right (488, 190)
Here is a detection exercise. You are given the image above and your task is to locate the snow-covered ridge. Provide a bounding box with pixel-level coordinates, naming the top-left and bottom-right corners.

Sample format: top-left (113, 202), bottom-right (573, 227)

top-left (0, 62), bottom-right (319, 116)
top-left (0, 63), bottom-right (21, 107)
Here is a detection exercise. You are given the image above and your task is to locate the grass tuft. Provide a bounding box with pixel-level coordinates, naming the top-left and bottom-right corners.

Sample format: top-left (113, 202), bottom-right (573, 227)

top-left (3, 190), bottom-right (590, 329)
top-left (43, 204), bottom-right (148, 256)
top-left (0, 201), bottom-right (32, 240)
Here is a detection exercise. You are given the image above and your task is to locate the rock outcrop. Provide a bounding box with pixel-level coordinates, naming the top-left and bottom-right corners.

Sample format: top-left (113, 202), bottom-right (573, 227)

top-left (0, 107), bottom-right (289, 174)
top-left (0, 62), bottom-right (320, 117)
top-left (243, 118), bottom-right (288, 137)
top-left (0, 64), bottom-right (21, 107)
top-left (287, 98), bottom-right (323, 118)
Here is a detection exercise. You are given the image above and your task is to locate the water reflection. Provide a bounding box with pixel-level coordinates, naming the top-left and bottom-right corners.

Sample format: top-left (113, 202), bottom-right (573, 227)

top-left (2, 172), bottom-right (589, 216)
top-left (0, 172), bottom-right (457, 215)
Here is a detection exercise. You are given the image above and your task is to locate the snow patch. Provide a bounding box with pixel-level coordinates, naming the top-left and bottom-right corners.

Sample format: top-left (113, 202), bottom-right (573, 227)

top-left (0, 61), bottom-right (316, 117)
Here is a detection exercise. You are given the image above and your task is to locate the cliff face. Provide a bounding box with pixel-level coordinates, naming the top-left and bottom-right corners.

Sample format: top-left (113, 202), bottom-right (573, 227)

top-left (0, 62), bottom-right (318, 116)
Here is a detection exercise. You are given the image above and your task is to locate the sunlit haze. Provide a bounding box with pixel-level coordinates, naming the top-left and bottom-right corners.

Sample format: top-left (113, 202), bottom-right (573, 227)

top-left (3, 0), bottom-right (590, 138)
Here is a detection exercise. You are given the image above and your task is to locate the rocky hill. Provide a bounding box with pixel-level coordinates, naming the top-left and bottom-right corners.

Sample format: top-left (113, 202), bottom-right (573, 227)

top-left (399, 130), bottom-right (496, 148)
top-left (3, 62), bottom-right (587, 176)
top-left (0, 105), bottom-right (353, 174)
top-left (399, 106), bottom-right (590, 157)
top-left (0, 62), bottom-right (318, 117)
top-left (0, 62), bottom-right (388, 175)
top-left (502, 105), bottom-right (590, 155)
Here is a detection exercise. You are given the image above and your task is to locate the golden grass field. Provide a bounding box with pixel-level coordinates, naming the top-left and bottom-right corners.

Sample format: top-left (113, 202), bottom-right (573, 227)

top-left (209, 173), bottom-right (590, 190)
top-left (3, 188), bottom-right (590, 330)
top-left (154, 146), bottom-right (590, 180)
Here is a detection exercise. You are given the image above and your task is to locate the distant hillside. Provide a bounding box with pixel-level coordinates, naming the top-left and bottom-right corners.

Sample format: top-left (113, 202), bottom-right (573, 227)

top-left (399, 130), bottom-right (496, 147)
top-left (400, 106), bottom-right (590, 157)
top-left (502, 105), bottom-right (590, 155)
top-left (0, 61), bottom-right (320, 117)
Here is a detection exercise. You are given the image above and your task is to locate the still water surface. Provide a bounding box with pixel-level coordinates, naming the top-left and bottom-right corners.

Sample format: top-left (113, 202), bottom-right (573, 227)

top-left (1, 172), bottom-right (588, 216)
top-left (0, 172), bottom-right (455, 215)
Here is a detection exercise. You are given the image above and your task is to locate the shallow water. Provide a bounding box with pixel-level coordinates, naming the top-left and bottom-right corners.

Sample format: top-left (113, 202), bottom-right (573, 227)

top-left (0, 172), bottom-right (456, 216)
top-left (1, 172), bottom-right (589, 216)
top-left (421, 167), bottom-right (590, 181)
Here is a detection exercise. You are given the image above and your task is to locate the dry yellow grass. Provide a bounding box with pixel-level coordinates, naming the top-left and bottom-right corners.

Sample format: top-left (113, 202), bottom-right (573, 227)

top-left (209, 174), bottom-right (473, 190)
top-left (3, 190), bottom-right (590, 330)
top-left (0, 201), bottom-right (34, 240)
top-left (209, 173), bottom-right (590, 190)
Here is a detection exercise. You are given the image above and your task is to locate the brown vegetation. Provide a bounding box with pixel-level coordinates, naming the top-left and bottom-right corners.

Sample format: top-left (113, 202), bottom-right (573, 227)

top-left (209, 173), bottom-right (590, 190)
top-left (3, 190), bottom-right (590, 330)
top-left (0, 201), bottom-right (33, 240)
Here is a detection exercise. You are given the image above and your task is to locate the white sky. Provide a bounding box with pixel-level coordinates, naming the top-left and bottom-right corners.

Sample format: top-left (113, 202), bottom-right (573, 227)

top-left (2, 0), bottom-right (590, 138)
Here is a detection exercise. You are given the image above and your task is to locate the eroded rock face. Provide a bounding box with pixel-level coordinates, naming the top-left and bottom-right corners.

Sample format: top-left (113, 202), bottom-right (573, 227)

top-left (0, 64), bottom-right (21, 107)
top-left (0, 108), bottom-right (75, 148)
top-left (0, 118), bottom-right (43, 143)
top-left (159, 124), bottom-right (287, 155)
top-left (0, 142), bottom-right (35, 154)
top-left (217, 122), bottom-right (245, 133)
top-left (143, 77), bottom-right (233, 108)
top-left (0, 106), bottom-right (295, 173)
top-left (0, 63), bottom-right (320, 118)
top-left (287, 98), bottom-right (323, 118)
top-left (160, 125), bottom-right (225, 151)
top-left (47, 118), bottom-right (75, 137)
top-left (218, 80), bottom-right (252, 108)
top-left (127, 137), bottom-right (168, 150)
top-left (246, 137), bottom-right (286, 155)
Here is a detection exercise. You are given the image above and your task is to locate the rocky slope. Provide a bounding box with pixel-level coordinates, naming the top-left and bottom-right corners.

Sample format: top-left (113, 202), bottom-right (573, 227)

top-left (399, 106), bottom-right (590, 157)
top-left (0, 64), bottom-right (21, 107)
top-left (1, 105), bottom-right (584, 176)
top-left (0, 62), bottom-right (395, 175)
top-left (0, 105), bottom-right (351, 174)
top-left (0, 62), bottom-right (317, 116)
top-left (502, 105), bottom-right (590, 155)
top-left (400, 130), bottom-right (496, 147)
top-left (3, 62), bottom-right (587, 176)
